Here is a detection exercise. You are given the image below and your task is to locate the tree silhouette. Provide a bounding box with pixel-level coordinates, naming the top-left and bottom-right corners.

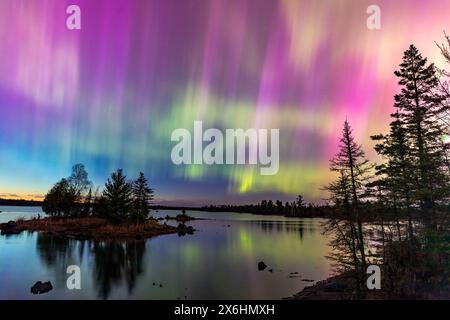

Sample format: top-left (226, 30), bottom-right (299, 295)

top-left (131, 172), bottom-right (154, 222)
top-left (393, 44), bottom-right (448, 210)
top-left (102, 169), bottom-right (134, 223)
top-left (42, 178), bottom-right (78, 217)
top-left (68, 163), bottom-right (92, 197)
top-left (326, 119), bottom-right (373, 283)
top-left (42, 164), bottom-right (92, 217)
top-left (372, 111), bottom-right (415, 238)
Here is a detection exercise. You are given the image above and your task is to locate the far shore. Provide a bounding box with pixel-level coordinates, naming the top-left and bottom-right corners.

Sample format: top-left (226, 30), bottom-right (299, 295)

top-left (0, 199), bottom-right (423, 222)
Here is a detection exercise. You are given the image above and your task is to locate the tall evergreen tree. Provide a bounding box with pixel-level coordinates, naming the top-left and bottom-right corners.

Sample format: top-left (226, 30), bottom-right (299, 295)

top-left (103, 169), bottom-right (133, 223)
top-left (371, 111), bottom-right (415, 238)
top-left (132, 172), bottom-right (154, 222)
top-left (328, 119), bottom-right (373, 271)
top-left (393, 44), bottom-right (448, 210)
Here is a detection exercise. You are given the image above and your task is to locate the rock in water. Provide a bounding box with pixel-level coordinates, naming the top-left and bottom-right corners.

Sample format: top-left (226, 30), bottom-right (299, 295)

top-left (177, 224), bottom-right (195, 236)
top-left (30, 281), bottom-right (53, 294)
top-left (258, 261), bottom-right (267, 271)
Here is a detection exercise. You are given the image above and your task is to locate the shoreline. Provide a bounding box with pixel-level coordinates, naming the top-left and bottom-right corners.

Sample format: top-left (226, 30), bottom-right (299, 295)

top-left (286, 272), bottom-right (356, 300)
top-left (287, 271), bottom-right (435, 300)
top-left (0, 217), bottom-right (180, 240)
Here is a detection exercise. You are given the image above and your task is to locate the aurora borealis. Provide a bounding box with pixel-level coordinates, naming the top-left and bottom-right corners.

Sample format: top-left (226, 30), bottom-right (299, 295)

top-left (1, 0), bottom-right (450, 205)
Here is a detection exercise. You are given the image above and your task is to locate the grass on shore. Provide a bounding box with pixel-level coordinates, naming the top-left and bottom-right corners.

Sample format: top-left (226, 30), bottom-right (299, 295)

top-left (1, 217), bottom-right (177, 240)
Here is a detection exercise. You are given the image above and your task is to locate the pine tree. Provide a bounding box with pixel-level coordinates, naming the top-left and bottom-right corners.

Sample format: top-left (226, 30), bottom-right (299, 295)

top-left (371, 111), bottom-right (415, 238)
top-left (328, 119), bottom-right (373, 271)
top-left (132, 172), bottom-right (154, 222)
top-left (296, 195), bottom-right (305, 208)
top-left (393, 44), bottom-right (448, 210)
top-left (103, 169), bottom-right (133, 223)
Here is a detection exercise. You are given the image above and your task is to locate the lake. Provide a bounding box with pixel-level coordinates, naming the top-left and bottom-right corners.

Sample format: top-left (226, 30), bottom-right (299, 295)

top-left (0, 206), bottom-right (333, 299)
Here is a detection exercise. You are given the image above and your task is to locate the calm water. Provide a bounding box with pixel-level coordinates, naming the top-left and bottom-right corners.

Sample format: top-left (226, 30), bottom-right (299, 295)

top-left (0, 206), bottom-right (333, 300)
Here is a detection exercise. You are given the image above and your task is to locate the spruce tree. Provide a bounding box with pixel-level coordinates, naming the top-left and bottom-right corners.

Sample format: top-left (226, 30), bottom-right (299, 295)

top-left (328, 119), bottom-right (373, 271)
top-left (132, 172), bottom-right (154, 222)
top-left (372, 111), bottom-right (415, 238)
top-left (393, 45), bottom-right (448, 210)
top-left (103, 169), bottom-right (133, 223)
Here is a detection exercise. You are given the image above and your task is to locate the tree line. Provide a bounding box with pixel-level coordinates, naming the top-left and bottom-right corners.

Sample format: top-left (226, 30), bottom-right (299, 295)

top-left (42, 164), bottom-right (154, 223)
top-left (203, 195), bottom-right (332, 217)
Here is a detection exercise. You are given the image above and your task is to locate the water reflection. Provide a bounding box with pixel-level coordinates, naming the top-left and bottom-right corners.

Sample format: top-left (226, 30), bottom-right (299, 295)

top-left (0, 208), bottom-right (332, 299)
top-left (91, 241), bottom-right (146, 299)
top-left (37, 234), bottom-right (76, 267)
top-left (250, 220), bottom-right (315, 240)
top-left (36, 234), bottom-right (79, 285)
top-left (36, 233), bottom-right (146, 299)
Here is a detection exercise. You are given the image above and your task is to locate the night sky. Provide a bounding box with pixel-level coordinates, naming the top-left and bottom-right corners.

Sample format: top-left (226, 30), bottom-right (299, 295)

top-left (0, 0), bottom-right (449, 205)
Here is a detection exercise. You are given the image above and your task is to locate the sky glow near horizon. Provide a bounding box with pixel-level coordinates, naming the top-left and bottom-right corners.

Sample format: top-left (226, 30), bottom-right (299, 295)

top-left (0, 0), bottom-right (449, 205)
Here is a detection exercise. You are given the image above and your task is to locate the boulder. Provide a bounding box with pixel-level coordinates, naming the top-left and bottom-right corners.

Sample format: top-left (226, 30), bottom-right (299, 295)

top-left (30, 281), bottom-right (53, 294)
top-left (258, 261), bottom-right (267, 271)
top-left (177, 224), bottom-right (195, 236)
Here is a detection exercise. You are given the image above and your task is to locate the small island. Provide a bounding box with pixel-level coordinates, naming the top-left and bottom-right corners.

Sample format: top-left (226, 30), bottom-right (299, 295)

top-left (0, 165), bottom-right (195, 240)
top-left (0, 217), bottom-right (177, 240)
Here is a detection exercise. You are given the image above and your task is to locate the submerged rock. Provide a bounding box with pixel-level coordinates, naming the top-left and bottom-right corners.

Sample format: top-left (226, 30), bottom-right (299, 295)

top-left (177, 224), bottom-right (195, 236)
top-left (258, 261), bottom-right (267, 271)
top-left (30, 281), bottom-right (53, 294)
